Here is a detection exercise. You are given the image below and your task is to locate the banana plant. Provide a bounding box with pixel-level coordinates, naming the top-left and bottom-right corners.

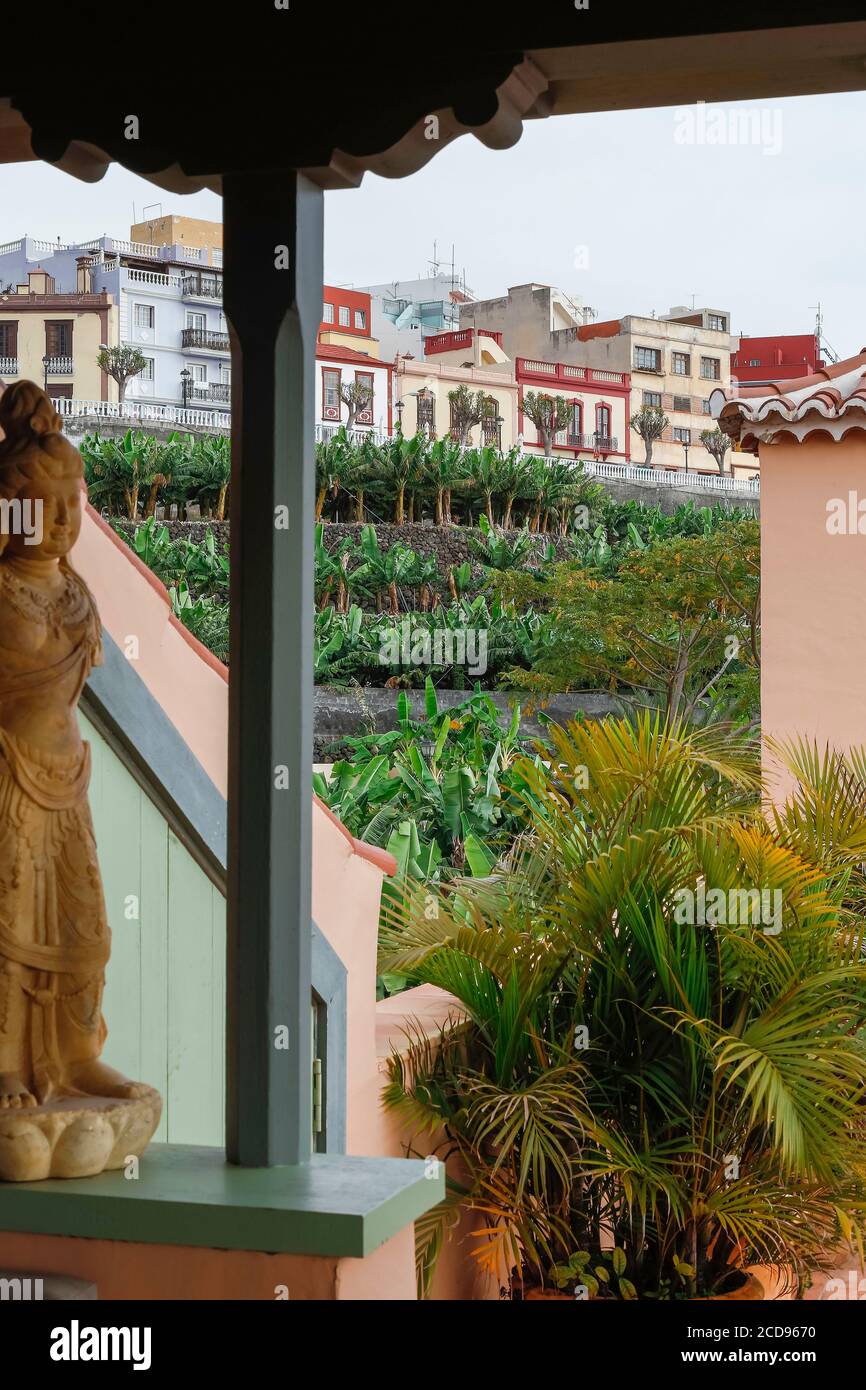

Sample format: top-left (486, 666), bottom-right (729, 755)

top-left (423, 437), bottom-right (464, 525)
top-left (472, 444), bottom-right (508, 526)
top-left (355, 524), bottom-right (418, 613)
top-left (470, 514), bottom-right (533, 572)
top-left (408, 552), bottom-right (440, 610)
top-left (315, 427), bottom-right (354, 520)
top-left (189, 433), bottom-right (230, 519)
top-left (372, 433), bottom-right (426, 524)
top-left (448, 560), bottom-right (472, 601)
top-left (81, 427), bottom-right (157, 519)
top-left (179, 525), bottom-right (229, 588)
top-left (313, 603), bottom-right (367, 681)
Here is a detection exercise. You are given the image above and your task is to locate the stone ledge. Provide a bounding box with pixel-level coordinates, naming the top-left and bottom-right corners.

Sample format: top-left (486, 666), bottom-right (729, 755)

top-left (0, 1143), bottom-right (443, 1260)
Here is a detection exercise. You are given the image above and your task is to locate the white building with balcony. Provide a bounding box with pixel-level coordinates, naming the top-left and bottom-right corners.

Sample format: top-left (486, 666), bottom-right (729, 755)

top-left (0, 232), bottom-right (229, 417)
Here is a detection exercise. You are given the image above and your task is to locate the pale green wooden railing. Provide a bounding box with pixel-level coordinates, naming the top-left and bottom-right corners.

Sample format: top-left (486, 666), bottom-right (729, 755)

top-left (82, 712), bottom-right (226, 1146)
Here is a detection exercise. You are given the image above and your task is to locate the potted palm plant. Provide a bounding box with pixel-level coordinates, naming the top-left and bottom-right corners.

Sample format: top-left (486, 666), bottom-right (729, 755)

top-left (381, 716), bottom-right (866, 1299)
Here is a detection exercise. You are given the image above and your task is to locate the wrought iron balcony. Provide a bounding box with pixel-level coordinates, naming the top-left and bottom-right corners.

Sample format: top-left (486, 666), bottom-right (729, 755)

top-left (44, 355), bottom-right (74, 374)
top-left (181, 327), bottom-right (230, 353)
top-left (182, 273), bottom-right (223, 301)
top-left (593, 433), bottom-right (617, 453)
top-left (191, 382), bottom-right (231, 404)
top-left (0, 356), bottom-right (18, 375)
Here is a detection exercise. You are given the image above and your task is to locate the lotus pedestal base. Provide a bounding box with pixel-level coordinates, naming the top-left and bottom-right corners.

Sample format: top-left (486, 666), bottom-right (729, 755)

top-left (0, 1089), bottom-right (162, 1182)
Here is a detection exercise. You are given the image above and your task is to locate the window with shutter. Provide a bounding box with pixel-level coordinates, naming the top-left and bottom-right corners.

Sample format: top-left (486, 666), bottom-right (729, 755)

top-left (322, 367), bottom-right (341, 420)
top-left (417, 390), bottom-right (435, 437)
top-left (0, 321), bottom-right (18, 359)
top-left (45, 320), bottom-right (72, 357)
top-left (355, 372), bottom-right (374, 425)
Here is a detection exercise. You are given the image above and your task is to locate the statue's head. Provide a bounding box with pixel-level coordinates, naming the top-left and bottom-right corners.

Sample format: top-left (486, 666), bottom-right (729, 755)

top-left (0, 381), bottom-right (83, 561)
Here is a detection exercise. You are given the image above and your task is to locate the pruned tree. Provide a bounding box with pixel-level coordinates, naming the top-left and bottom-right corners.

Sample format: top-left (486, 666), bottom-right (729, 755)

top-left (447, 384), bottom-right (486, 447)
top-left (96, 345), bottom-right (148, 404)
top-left (700, 426), bottom-right (731, 475)
top-left (629, 404), bottom-right (669, 467)
top-left (521, 390), bottom-right (572, 457)
top-left (340, 378), bottom-right (374, 431)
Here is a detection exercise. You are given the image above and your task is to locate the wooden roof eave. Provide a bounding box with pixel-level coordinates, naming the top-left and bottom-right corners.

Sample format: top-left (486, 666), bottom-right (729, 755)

top-left (3, 16), bottom-right (866, 192)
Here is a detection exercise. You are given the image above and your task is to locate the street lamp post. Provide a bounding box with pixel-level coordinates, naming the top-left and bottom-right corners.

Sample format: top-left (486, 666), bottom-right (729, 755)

top-left (681, 436), bottom-right (690, 471)
top-left (42, 354), bottom-right (50, 393)
top-left (395, 398), bottom-right (404, 434)
top-left (180, 366), bottom-right (191, 409)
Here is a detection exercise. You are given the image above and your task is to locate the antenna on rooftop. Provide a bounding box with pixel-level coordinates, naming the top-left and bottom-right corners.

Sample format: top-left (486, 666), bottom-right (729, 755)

top-left (810, 301), bottom-right (840, 365)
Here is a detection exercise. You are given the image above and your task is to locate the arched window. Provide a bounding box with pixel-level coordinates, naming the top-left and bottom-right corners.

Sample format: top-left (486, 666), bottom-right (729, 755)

top-left (480, 395), bottom-right (502, 448)
top-left (567, 400), bottom-right (583, 445)
top-left (595, 402), bottom-right (612, 448)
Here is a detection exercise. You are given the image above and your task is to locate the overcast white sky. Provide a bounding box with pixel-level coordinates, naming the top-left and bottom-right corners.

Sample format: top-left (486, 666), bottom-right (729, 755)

top-left (1, 91), bottom-right (862, 358)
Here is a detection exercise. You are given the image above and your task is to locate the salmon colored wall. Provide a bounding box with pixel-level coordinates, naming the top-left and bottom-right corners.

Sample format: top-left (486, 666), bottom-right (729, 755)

top-left (71, 504), bottom-right (230, 796)
top-left (0, 1226), bottom-right (415, 1301)
top-left (761, 436), bottom-right (866, 790)
top-left (371, 985), bottom-right (499, 1301)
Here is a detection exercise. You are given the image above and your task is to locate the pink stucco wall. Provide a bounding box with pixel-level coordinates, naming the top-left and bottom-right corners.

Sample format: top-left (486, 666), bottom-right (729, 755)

top-left (72, 505), bottom-right (230, 796)
top-left (0, 1226), bottom-right (416, 1301)
top-left (761, 436), bottom-right (866, 784)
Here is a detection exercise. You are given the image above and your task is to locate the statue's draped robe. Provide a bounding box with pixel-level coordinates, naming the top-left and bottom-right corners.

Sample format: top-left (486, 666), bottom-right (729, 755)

top-left (0, 567), bottom-right (109, 1102)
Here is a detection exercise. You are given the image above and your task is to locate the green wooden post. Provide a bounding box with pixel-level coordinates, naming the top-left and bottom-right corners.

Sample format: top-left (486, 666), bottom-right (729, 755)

top-left (223, 171), bottom-right (323, 1166)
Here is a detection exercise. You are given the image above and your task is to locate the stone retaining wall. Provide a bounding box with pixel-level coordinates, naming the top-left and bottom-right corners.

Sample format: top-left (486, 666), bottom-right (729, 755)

top-left (594, 473), bottom-right (759, 515)
top-left (313, 687), bottom-right (620, 760)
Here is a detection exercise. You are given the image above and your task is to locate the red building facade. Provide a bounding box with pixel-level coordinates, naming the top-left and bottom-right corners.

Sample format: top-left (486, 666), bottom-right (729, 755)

top-left (320, 285), bottom-right (372, 339)
top-left (731, 333), bottom-right (824, 388)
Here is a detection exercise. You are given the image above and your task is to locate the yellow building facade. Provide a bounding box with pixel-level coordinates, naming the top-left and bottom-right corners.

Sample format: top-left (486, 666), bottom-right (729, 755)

top-left (130, 214), bottom-right (223, 255)
top-left (395, 354), bottom-right (518, 449)
top-left (0, 269), bottom-right (119, 399)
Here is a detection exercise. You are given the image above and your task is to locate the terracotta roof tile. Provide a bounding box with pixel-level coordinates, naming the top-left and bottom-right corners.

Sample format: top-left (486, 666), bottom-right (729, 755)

top-left (316, 341), bottom-right (387, 366)
top-left (711, 351), bottom-right (866, 453)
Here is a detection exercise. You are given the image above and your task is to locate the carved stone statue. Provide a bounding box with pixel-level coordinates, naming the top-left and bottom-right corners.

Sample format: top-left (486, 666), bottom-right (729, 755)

top-left (0, 382), bottom-right (161, 1180)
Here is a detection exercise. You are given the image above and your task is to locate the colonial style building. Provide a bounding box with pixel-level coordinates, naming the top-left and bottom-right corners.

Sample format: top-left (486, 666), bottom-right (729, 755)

top-left (320, 285), bottom-right (379, 355)
top-left (395, 340), bottom-right (519, 451)
top-left (0, 223), bottom-right (227, 415)
top-left (574, 307), bottom-right (736, 471)
top-left (516, 357), bottom-right (630, 462)
top-left (316, 341), bottom-right (393, 440)
top-left (0, 267), bottom-right (119, 399)
top-left (463, 289), bottom-right (735, 472)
